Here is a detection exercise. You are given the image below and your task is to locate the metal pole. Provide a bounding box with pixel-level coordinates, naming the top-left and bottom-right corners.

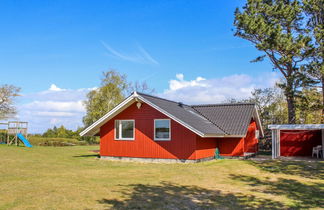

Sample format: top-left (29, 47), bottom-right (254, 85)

top-left (322, 129), bottom-right (324, 159)
top-left (277, 129), bottom-right (280, 158)
top-left (272, 129), bottom-right (275, 159)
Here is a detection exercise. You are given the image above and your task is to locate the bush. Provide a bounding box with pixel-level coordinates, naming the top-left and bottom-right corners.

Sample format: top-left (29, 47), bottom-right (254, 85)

top-left (28, 136), bottom-right (88, 146)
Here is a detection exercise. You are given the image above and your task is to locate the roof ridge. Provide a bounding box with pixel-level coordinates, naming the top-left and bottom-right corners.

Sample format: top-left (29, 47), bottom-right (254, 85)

top-left (192, 102), bottom-right (255, 107)
top-left (137, 92), bottom-right (190, 106)
top-left (191, 106), bottom-right (229, 135)
top-left (137, 92), bottom-right (255, 107)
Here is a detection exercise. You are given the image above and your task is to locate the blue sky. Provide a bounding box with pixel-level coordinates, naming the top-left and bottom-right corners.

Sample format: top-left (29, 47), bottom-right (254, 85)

top-left (0, 0), bottom-right (278, 133)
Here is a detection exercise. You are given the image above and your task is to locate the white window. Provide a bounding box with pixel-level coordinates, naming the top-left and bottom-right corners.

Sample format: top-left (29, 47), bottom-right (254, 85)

top-left (115, 120), bottom-right (135, 140)
top-left (154, 119), bottom-right (171, 141)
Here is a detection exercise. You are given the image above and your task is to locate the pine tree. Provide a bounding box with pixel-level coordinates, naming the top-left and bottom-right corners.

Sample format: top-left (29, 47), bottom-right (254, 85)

top-left (234, 0), bottom-right (313, 123)
top-left (303, 0), bottom-right (324, 122)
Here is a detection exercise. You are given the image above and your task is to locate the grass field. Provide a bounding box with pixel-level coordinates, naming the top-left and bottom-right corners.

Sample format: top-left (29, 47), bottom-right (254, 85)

top-left (0, 145), bottom-right (323, 209)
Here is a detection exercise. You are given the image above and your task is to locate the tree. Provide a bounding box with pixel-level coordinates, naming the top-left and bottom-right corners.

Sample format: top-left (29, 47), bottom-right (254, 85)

top-left (295, 88), bottom-right (322, 123)
top-left (225, 86), bottom-right (288, 127)
top-left (128, 81), bottom-right (155, 94)
top-left (0, 84), bottom-right (21, 120)
top-left (83, 70), bottom-right (129, 127)
top-left (303, 0), bottom-right (324, 122)
top-left (234, 0), bottom-right (313, 124)
top-left (250, 87), bottom-right (288, 126)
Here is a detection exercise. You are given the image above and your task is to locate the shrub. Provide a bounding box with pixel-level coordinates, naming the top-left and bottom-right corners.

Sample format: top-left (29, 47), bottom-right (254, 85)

top-left (28, 136), bottom-right (88, 146)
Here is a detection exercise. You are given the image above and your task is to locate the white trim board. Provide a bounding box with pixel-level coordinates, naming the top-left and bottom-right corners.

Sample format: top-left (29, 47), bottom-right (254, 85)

top-left (80, 94), bottom-right (135, 136)
top-left (268, 124), bottom-right (324, 130)
top-left (80, 92), bottom-right (220, 137)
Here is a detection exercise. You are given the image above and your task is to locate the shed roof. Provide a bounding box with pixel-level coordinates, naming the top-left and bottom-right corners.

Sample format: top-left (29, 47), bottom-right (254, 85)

top-left (268, 124), bottom-right (324, 130)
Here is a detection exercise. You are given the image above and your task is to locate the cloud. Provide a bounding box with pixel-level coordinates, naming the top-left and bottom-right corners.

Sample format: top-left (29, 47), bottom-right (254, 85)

top-left (34, 111), bottom-right (77, 117)
top-left (101, 41), bottom-right (159, 65)
top-left (169, 73), bottom-right (207, 91)
top-left (160, 73), bottom-right (279, 104)
top-left (136, 44), bottom-right (159, 65)
top-left (49, 84), bottom-right (65, 91)
top-left (22, 101), bottom-right (84, 112)
top-left (16, 84), bottom-right (92, 133)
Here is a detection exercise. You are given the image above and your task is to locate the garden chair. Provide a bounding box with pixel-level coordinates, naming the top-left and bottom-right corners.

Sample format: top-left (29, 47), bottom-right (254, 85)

top-left (312, 145), bottom-right (322, 158)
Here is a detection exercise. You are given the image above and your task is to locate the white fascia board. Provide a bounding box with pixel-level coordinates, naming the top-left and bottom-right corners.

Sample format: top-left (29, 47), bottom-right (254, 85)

top-left (80, 94), bottom-right (136, 136)
top-left (81, 92), bottom-right (229, 138)
top-left (202, 134), bottom-right (245, 138)
top-left (268, 124), bottom-right (324, 130)
top-left (254, 106), bottom-right (264, 137)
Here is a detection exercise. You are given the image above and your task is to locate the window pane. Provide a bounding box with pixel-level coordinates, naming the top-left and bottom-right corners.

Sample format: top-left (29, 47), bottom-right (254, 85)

top-left (115, 120), bottom-right (120, 139)
top-left (121, 121), bottom-right (134, 139)
top-left (155, 120), bottom-right (170, 139)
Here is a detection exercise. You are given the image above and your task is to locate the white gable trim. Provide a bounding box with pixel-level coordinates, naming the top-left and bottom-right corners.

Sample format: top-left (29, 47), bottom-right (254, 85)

top-left (80, 92), bottom-right (260, 138)
top-left (80, 94), bottom-right (136, 136)
top-left (80, 92), bottom-right (209, 137)
top-left (254, 105), bottom-right (264, 137)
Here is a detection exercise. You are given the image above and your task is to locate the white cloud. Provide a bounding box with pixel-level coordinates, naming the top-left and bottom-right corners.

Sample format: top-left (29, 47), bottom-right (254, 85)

top-left (16, 84), bottom-right (91, 133)
top-left (49, 84), bottom-right (65, 91)
top-left (169, 74), bottom-right (207, 91)
top-left (35, 111), bottom-right (77, 117)
top-left (101, 41), bottom-right (159, 65)
top-left (160, 73), bottom-right (279, 104)
top-left (22, 100), bottom-right (84, 112)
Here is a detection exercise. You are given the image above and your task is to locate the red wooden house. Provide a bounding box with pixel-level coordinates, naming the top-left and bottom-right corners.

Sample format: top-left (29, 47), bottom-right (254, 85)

top-left (80, 92), bottom-right (263, 162)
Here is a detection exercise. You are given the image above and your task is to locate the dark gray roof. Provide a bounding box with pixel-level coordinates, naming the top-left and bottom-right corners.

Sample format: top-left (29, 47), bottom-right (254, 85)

top-left (138, 92), bottom-right (258, 136)
top-left (192, 103), bottom-right (256, 136)
top-left (139, 93), bottom-right (226, 135)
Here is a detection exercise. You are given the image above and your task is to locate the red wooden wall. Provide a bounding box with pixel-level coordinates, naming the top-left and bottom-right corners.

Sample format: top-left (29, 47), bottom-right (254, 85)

top-left (217, 120), bottom-right (258, 157)
top-left (99, 102), bottom-right (259, 160)
top-left (280, 130), bottom-right (322, 156)
top-left (100, 102), bottom-right (197, 160)
top-left (244, 120), bottom-right (258, 153)
top-left (195, 136), bottom-right (217, 159)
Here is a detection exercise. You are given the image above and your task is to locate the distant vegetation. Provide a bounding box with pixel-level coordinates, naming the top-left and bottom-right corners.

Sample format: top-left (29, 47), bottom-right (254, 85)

top-left (28, 125), bottom-right (99, 146)
top-left (28, 136), bottom-right (87, 146)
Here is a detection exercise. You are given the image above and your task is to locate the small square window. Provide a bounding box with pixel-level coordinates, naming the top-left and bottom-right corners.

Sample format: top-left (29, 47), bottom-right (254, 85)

top-left (154, 119), bottom-right (171, 141)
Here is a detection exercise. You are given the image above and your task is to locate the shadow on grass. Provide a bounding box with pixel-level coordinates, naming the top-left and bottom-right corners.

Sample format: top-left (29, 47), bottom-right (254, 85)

top-left (230, 174), bottom-right (324, 209)
top-left (73, 154), bottom-right (99, 158)
top-left (248, 159), bottom-right (324, 179)
top-left (98, 181), bottom-right (284, 209)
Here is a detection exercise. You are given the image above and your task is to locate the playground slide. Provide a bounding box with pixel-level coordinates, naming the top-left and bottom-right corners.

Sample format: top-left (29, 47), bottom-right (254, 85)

top-left (17, 133), bottom-right (32, 148)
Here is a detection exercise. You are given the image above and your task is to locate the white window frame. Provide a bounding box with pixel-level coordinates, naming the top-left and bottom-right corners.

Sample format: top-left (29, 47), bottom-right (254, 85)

top-left (154, 119), bottom-right (171, 141)
top-left (115, 120), bottom-right (135, 140)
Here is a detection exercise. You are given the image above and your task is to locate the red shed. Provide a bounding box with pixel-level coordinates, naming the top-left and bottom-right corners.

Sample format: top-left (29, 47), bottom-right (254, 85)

top-left (269, 124), bottom-right (324, 159)
top-left (81, 92), bottom-right (263, 162)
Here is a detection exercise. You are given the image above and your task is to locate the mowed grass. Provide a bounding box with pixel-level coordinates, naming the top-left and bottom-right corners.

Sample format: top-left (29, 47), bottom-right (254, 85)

top-left (0, 145), bottom-right (323, 210)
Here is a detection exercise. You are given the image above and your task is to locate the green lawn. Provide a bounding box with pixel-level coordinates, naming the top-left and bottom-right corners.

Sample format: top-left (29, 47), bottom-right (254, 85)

top-left (0, 145), bottom-right (323, 209)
